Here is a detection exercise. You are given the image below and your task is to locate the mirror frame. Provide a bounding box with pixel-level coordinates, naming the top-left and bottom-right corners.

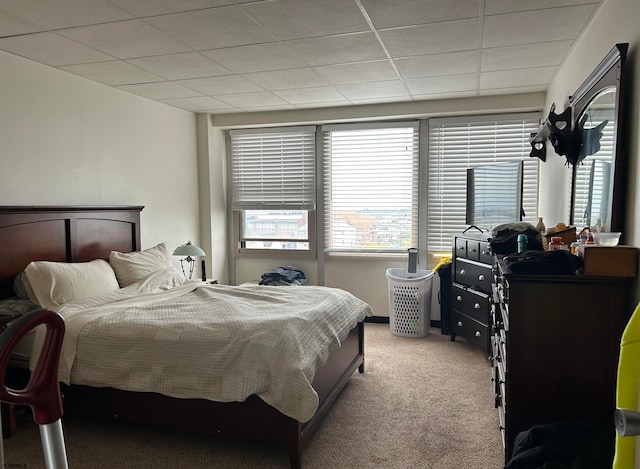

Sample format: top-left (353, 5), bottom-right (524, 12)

top-left (569, 43), bottom-right (628, 235)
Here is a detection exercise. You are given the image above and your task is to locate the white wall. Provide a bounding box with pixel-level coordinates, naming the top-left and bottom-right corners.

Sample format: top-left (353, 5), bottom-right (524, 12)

top-left (540, 0), bottom-right (640, 302)
top-left (0, 50), bottom-right (202, 270)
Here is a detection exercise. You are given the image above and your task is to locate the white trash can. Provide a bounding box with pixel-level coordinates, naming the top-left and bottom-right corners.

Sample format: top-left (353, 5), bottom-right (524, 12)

top-left (386, 268), bottom-right (435, 337)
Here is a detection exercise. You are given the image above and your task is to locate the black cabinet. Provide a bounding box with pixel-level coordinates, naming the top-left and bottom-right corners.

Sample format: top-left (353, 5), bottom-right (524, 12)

top-left (451, 233), bottom-right (492, 353)
top-left (491, 259), bottom-right (628, 461)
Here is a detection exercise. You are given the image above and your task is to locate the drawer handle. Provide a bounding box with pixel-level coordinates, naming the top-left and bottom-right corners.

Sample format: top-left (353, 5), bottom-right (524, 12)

top-left (478, 274), bottom-right (485, 281)
top-left (474, 303), bottom-right (480, 309)
top-left (482, 250), bottom-right (489, 255)
top-left (475, 331), bottom-right (481, 337)
top-left (457, 321), bottom-right (463, 327)
top-left (460, 269), bottom-right (466, 275)
top-left (456, 295), bottom-right (462, 301)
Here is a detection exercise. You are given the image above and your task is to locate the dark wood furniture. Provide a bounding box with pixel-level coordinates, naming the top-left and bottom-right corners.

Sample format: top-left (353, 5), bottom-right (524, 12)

top-left (450, 232), bottom-right (492, 353)
top-left (1, 314), bottom-right (17, 438)
top-left (0, 206), bottom-right (365, 468)
top-left (491, 258), bottom-right (628, 461)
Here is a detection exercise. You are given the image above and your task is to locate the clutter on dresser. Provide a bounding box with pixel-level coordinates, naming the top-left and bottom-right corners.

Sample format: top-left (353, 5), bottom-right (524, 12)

top-left (488, 222), bottom-right (543, 255)
top-left (541, 223), bottom-right (577, 250)
top-left (502, 250), bottom-right (583, 275)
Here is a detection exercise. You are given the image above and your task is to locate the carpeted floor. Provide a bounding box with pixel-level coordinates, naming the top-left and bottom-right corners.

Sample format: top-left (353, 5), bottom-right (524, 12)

top-left (1, 323), bottom-right (504, 468)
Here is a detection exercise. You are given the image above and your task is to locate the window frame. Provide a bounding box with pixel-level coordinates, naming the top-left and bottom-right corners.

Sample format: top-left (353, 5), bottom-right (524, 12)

top-left (320, 121), bottom-right (421, 258)
top-left (233, 209), bottom-right (317, 259)
top-left (227, 126), bottom-right (318, 260)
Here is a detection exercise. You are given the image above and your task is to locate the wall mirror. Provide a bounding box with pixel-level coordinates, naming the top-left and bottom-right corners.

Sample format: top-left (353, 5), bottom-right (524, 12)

top-left (569, 43), bottom-right (628, 234)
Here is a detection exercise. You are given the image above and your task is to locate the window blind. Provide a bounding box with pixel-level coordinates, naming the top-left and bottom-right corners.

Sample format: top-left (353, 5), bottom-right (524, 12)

top-left (427, 113), bottom-right (541, 255)
top-left (322, 122), bottom-right (419, 252)
top-left (229, 126), bottom-right (316, 210)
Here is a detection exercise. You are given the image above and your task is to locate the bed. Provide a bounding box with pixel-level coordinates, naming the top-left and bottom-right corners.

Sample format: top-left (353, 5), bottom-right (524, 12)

top-left (0, 205), bottom-right (368, 468)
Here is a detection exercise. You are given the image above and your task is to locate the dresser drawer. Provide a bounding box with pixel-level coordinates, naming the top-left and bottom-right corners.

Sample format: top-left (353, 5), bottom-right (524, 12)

top-left (478, 241), bottom-right (493, 264)
top-left (452, 311), bottom-right (490, 350)
top-left (452, 284), bottom-right (489, 325)
top-left (455, 237), bottom-right (468, 259)
top-left (498, 399), bottom-right (506, 449)
top-left (466, 240), bottom-right (481, 261)
top-left (454, 258), bottom-right (493, 293)
top-left (455, 238), bottom-right (492, 263)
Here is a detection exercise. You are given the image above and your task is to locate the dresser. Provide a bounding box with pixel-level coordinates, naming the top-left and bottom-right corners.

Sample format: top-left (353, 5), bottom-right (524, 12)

top-left (450, 232), bottom-right (493, 353)
top-left (491, 259), bottom-right (629, 460)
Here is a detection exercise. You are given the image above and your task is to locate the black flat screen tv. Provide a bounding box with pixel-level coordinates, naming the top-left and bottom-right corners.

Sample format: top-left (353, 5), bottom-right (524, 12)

top-left (465, 161), bottom-right (524, 229)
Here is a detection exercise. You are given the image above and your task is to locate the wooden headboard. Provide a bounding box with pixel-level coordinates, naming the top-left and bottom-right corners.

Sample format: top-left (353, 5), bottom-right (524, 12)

top-left (0, 206), bottom-right (143, 299)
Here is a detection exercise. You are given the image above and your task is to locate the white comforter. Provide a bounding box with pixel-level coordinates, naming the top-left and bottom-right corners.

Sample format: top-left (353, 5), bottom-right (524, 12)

top-left (31, 269), bottom-right (372, 422)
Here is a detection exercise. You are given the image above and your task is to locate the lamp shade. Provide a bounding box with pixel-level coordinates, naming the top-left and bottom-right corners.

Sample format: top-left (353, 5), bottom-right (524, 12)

top-left (173, 241), bottom-right (205, 257)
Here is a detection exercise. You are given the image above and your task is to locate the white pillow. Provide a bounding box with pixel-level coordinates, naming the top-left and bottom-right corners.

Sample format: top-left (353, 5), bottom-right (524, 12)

top-left (109, 243), bottom-right (171, 287)
top-left (24, 260), bottom-right (120, 311)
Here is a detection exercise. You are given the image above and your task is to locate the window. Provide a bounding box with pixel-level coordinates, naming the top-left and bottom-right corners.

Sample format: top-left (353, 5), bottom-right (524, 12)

top-left (427, 113), bottom-right (541, 263)
top-left (241, 209), bottom-right (310, 250)
top-left (228, 127), bottom-right (316, 253)
top-left (322, 122), bottom-right (419, 254)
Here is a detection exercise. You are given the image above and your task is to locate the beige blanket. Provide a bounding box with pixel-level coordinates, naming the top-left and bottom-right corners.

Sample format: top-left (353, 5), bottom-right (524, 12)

top-left (32, 270), bottom-right (371, 422)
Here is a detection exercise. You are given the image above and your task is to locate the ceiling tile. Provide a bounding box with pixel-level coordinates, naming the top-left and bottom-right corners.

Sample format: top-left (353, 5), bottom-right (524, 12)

top-left (483, 5), bottom-right (598, 48)
top-left (274, 86), bottom-right (347, 104)
top-left (179, 74), bottom-right (264, 95)
top-left (485, 0), bottom-right (600, 16)
top-left (0, 0), bottom-right (605, 113)
top-left (127, 52), bottom-right (231, 80)
top-left (160, 96), bottom-right (234, 111)
top-left (60, 60), bottom-right (164, 85)
top-left (202, 42), bottom-right (306, 73)
top-left (361, 0), bottom-right (479, 29)
top-left (479, 66), bottom-right (557, 90)
top-left (395, 51), bottom-right (478, 78)
top-left (481, 40), bottom-right (573, 72)
top-left (243, 0), bottom-right (369, 40)
top-left (285, 33), bottom-right (387, 67)
top-left (0, 32), bottom-right (113, 66)
top-left (379, 19), bottom-right (478, 57)
top-left (117, 81), bottom-right (202, 99)
top-left (0, 0), bottom-right (133, 29)
top-left (0, 9), bottom-right (45, 36)
top-left (336, 80), bottom-right (408, 100)
top-left (313, 60), bottom-right (398, 85)
top-left (216, 91), bottom-right (288, 107)
top-left (145, 6), bottom-right (275, 50)
top-left (406, 74), bottom-right (477, 95)
top-left (242, 68), bottom-right (328, 91)
top-left (108, 0), bottom-right (234, 17)
top-left (60, 19), bottom-right (191, 59)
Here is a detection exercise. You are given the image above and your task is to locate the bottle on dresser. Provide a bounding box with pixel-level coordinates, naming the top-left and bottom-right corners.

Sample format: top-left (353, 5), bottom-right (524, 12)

top-left (548, 236), bottom-right (569, 251)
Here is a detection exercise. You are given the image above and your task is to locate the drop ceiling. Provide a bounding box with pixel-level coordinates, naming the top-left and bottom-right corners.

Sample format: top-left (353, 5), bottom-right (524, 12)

top-left (0, 0), bottom-right (602, 114)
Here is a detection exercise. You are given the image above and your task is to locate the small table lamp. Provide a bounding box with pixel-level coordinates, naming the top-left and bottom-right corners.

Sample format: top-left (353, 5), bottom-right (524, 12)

top-left (173, 241), bottom-right (206, 279)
